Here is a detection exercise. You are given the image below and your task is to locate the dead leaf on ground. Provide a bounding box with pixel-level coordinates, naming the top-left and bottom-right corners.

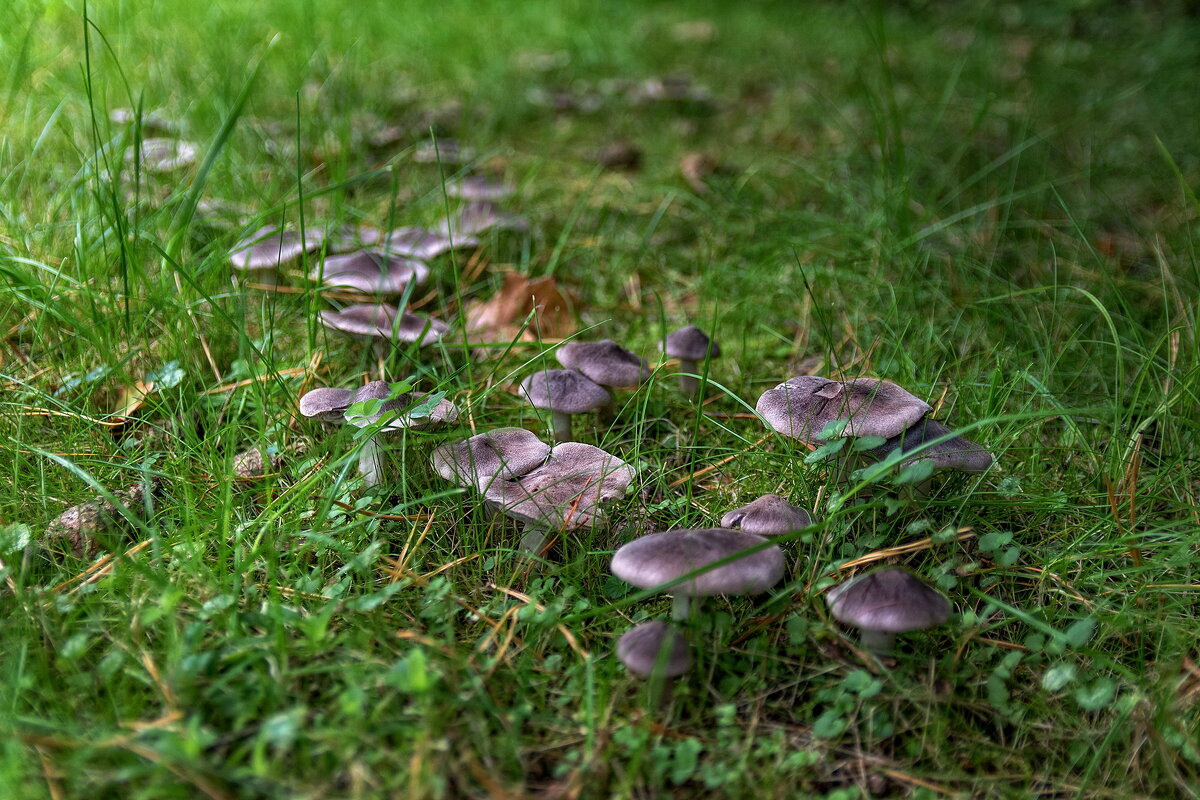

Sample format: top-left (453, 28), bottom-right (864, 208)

top-left (465, 272), bottom-right (576, 351)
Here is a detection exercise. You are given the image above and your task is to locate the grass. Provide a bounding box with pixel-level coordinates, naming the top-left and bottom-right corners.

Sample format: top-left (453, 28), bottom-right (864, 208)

top-left (2, 0), bottom-right (1199, 797)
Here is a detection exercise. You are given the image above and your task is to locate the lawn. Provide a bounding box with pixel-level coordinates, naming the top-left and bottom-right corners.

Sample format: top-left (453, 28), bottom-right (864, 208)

top-left (2, 0), bottom-right (1199, 797)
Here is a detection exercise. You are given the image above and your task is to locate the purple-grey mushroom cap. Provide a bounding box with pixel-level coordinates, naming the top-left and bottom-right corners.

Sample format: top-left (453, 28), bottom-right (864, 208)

top-left (319, 304), bottom-right (449, 344)
top-left (446, 175), bottom-right (515, 201)
top-left (867, 418), bottom-right (993, 473)
top-left (720, 494), bottom-right (812, 536)
top-left (485, 441), bottom-right (634, 529)
top-left (611, 528), bottom-right (784, 597)
top-left (412, 139), bottom-right (473, 164)
top-left (617, 621), bottom-right (691, 678)
top-left (826, 568), bottom-right (951, 634)
top-left (756, 376), bottom-right (932, 443)
top-left (230, 225), bottom-right (325, 272)
top-left (385, 226), bottom-right (480, 260)
top-left (299, 387), bottom-right (355, 421)
top-left (556, 340), bottom-right (651, 388)
top-left (520, 369), bottom-right (611, 415)
top-left (662, 325), bottom-right (720, 362)
top-left (131, 137), bottom-right (198, 172)
top-left (431, 428), bottom-right (552, 490)
top-left (314, 250), bottom-right (430, 295)
top-left (441, 200), bottom-right (529, 237)
top-left (345, 381), bottom-right (458, 430)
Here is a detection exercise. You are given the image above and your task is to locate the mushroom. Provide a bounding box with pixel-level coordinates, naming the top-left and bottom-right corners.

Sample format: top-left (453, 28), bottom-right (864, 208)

top-left (385, 226), bottom-right (480, 260)
top-left (446, 175), bottom-right (515, 201)
top-left (519, 369), bottom-right (610, 442)
top-left (312, 250), bottom-right (430, 296)
top-left (431, 427), bottom-right (552, 492)
top-left (720, 494), bottom-right (812, 537)
top-left (756, 376), bottom-right (931, 443)
top-left (866, 418), bottom-right (993, 475)
top-left (298, 387), bottom-right (355, 421)
top-left (484, 441), bottom-right (634, 552)
top-left (661, 325), bottom-right (720, 397)
top-left (344, 381), bottom-right (459, 487)
top-left (617, 621), bottom-right (691, 678)
top-left (230, 225), bottom-right (326, 286)
top-left (44, 481), bottom-right (155, 557)
top-left (412, 139), bottom-right (473, 164)
top-left (110, 108), bottom-right (180, 134)
top-left (129, 137), bottom-right (198, 172)
top-left (555, 340), bottom-right (651, 389)
top-left (319, 304), bottom-right (449, 365)
top-left (825, 567), bottom-right (951, 655)
top-left (441, 200), bottom-right (529, 237)
top-left (611, 528), bottom-right (784, 620)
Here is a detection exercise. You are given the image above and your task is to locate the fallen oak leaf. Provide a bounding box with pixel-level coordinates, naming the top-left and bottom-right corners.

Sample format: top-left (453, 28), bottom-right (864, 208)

top-left (465, 271), bottom-right (576, 346)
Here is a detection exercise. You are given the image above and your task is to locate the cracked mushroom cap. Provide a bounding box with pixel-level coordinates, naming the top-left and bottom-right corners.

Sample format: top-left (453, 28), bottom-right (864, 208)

top-left (313, 251), bottom-right (430, 295)
top-left (617, 621), bottom-right (691, 678)
top-left (756, 376), bottom-right (931, 443)
top-left (485, 442), bottom-right (634, 529)
top-left (345, 381), bottom-right (459, 430)
top-left (319, 304), bottom-right (449, 345)
top-left (385, 226), bottom-right (480, 260)
top-left (556, 340), bottom-right (651, 388)
top-left (431, 428), bottom-right (552, 490)
top-left (230, 225), bottom-right (325, 272)
top-left (520, 369), bottom-right (611, 415)
top-left (299, 387), bottom-right (355, 421)
top-left (611, 528), bottom-right (784, 597)
top-left (826, 568), bottom-right (951, 634)
top-left (662, 325), bottom-right (720, 362)
top-left (867, 418), bottom-right (993, 474)
top-left (720, 494), bottom-right (812, 536)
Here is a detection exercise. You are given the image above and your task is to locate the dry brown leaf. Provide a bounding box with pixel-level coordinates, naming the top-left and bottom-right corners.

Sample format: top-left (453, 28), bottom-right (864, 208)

top-left (465, 271), bottom-right (576, 345)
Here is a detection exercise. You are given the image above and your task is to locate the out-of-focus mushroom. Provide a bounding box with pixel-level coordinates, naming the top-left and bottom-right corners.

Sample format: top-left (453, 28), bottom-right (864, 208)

top-left (412, 139), bottom-right (473, 164)
top-left (520, 369), bottom-right (610, 442)
top-left (617, 620), bottom-right (691, 678)
top-left (611, 528), bottom-right (784, 620)
top-left (661, 325), bottom-right (720, 397)
top-left (825, 567), bottom-right (951, 654)
top-left (441, 200), bottom-right (529, 237)
top-left (320, 304), bottom-right (448, 348)
top-left (556, 340), bottom-right (651, 389)
top-left (720, 493), bottom-right (812, 537)
top-left (130, 138), bottom-right (198, 172)
top-left (384, 226), bottom-right (480, 260)
top-left (446, 175), bottom-right (515, 201)
top-left (230, 225), bottom-right (326, 286)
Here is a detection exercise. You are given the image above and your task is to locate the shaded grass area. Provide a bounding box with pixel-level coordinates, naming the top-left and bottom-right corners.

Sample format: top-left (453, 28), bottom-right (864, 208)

top-left (1, 0), bottom-right (1199, 797)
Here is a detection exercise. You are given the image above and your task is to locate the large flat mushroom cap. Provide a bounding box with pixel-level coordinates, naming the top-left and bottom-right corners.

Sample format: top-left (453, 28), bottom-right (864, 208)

top-left (314, 251), bottom-right (430, 295)
top-left (720, 493), bottom-right (812, 536)
top-left (611, 528), bottom-right (784, 597)
top-left (826, 568), bottom-right (951, 634)
top-left (756, 376), bottom-right (931, 443)
top-left (617, 621), bottom-right (691, 678)
top-left (520, 369), bottom-right (610, 415)
top-left (385, 226), bottom-right (480, 260)
top-left (556, 340), bottom-right (651, 387)
top-left (868, 418), bottom-right (993, 473)
top-left (299, 387), bottom-right (355, 421)
top-left (431, 427), bottom-right (552, 489)
top-left (485, 442), bottom-right (634, 529)
top-left (320, 305), bottom-right (449, 344)
top-left (230, 225), bottom-right (325, 271)
top-left (662, 325), bottom-right (720, 361)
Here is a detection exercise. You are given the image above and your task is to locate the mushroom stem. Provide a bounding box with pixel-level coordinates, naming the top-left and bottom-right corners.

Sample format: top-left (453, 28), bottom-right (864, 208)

top-left (357, 435), bottom-right (386, 488)
top-left (670, 594), bottom-right (692, 622)
top-left (859, 628), bottom-right (897, 655)
top-left (678, 358), bottom-right (700, 397)
top-left (551, 410), bottom-right (573, 442)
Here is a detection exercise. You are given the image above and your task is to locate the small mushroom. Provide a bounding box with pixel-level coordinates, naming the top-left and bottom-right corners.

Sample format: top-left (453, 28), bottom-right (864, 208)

top-left (431, 427), bottom-right (552, 492)
top-left (385, 226), bottom-right (480, 260)
top-left (319, 304), bottom-right (449, 362)
top-left (825, 567), bottom-right (951, 655)
top-left (555, 340), bottom-right (651, 389)
top-left (661, 325), bottom-right (720, 397)
top-left (298, 387), bottom-right (355, 421)
top-left (110, 108), bottom-right (180, 135)
top-left (313, 250), bottom-right (430, 295)
top-left (611, 528), bottom-right (784, 620)
top-left (866, 418), bottom-right (993, 475)
top-left (441, 200), bottom-right (529, 237)
top-left (44, 481), bottom-right (154, 557)
top-left (412, 139), bottom-right (473, 164)
top-left (230, 225), bottom-right (326, 285)
top-left (344, 381), bottom-right (459, 487)
top-left (617, 621), bottom-right (690, 678)
top-left (446, 175), bottom-right (515, 201)
top-left (130, 137), bottom-right (198, 172)
top-left (720, 493), bottom-right (812, 537)
top-left (520, 369), bottom-right (610, 442)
